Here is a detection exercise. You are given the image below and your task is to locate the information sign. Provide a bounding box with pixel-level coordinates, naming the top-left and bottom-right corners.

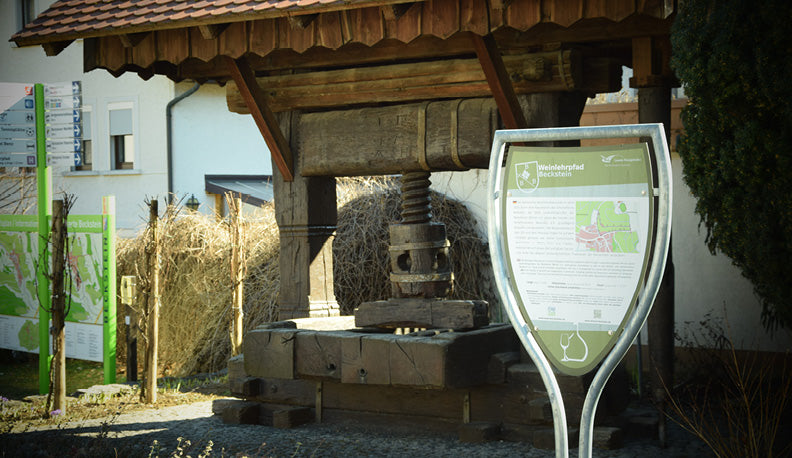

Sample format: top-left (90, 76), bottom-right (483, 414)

top-left (46, 138), bottom-right (81, 153)
top-left (44, 81), bottom-right (81, 97)
top-left (45, 123), bottom-right (81, 138)
top-left (501, 144), bottom-right (652, 375)
top-left (0, 139), bottom-right (37, 154)
top-left (488, 124), bottom-right (672, 458)
top-left (0, 153), bottom-right (37, 167)
top-left (0, 83), bottom-right (34, 113)
top-left (44, 95), bottom-right (81, 111)
top-left (46, 152), bottom-right (82, 167)
top-left (0, 125), bottom-right (36, 138)
top-left (0, 111), bottom-right (36, 126)
top-left (44, 110), bottom-right (81, 124)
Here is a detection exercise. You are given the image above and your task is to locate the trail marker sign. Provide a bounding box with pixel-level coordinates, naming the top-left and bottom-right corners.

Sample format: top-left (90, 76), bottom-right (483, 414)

top-left (488, 124), bottom-right (672, 457)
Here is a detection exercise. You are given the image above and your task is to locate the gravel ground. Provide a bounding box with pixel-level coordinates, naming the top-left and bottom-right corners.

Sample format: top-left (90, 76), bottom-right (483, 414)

top-left (2, 398), bottom-right (712, 457)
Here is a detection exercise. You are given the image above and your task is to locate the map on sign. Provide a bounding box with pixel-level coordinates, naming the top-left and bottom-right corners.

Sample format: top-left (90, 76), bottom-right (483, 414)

top-left (0, 215), bottom-right (105, 361)
top-left (501, 144), bottom-right (653, 375)
top-left (575, 201), bottom-right (640, 254)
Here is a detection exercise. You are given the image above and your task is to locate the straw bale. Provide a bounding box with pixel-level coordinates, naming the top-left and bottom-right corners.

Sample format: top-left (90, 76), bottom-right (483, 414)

top-left (116, 177), bottom-right (498, 377)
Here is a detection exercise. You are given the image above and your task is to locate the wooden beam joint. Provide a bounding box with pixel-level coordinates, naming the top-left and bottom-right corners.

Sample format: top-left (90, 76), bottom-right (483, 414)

top-left (472, 34), bottom-right (527, 130)
top-left (119, 32), bottom-right (150, 48)
top-left (42, 40), bottom-right (74, 56)
top-left (288, 14), bottom-right (318, 29)
top-left (223, 55), bottom-right (294, 182)
top-left (199, 23), bottom-right (230, 40)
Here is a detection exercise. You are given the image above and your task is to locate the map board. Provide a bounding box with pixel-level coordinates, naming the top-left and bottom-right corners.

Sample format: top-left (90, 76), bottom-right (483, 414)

top-left (0, 213), bottom-right (112, 363)
top-left (500, 144), bottom-right (653, 375)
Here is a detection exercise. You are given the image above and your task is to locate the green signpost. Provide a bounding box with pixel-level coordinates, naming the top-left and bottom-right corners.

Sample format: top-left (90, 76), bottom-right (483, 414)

top-left (1, 81), bottom-right (114, 392)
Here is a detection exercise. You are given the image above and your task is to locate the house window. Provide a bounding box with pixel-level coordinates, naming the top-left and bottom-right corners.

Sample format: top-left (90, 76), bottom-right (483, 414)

top-left (17, 0), bottom-right (35, 31)
top-left (109, 106), bottom-right (134, 170)
top-left (75, 108), bottom-right (92, 171)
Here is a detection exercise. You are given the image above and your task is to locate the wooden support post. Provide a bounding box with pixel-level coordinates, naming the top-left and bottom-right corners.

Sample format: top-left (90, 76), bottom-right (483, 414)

top-left (472, 34), bottom-right (527, 130)
top-left (631, 35), bottom-right (675, 447)
top-left (144, 200), bottom-right (160, 404)
top-left (273, 113), bottom-right (339, 319)
top-left (224, 55), bottom-right (294, 182)
top-left (229, 194), bottom-right (244, 357)
top-left (50, 199), bottom-right (66, 414)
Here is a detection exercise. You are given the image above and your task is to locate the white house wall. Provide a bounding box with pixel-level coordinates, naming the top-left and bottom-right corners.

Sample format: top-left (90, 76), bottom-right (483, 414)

top-left (170, 82), bottom-right (272, 212)
top-left (431, 157), bottom-right (792, 353)
top-left (2, 0), bottom-right (173, 235)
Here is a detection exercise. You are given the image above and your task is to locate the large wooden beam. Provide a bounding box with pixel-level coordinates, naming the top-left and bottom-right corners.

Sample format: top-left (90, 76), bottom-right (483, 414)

top-left (472, 34), bottom-right (527, 130)
top-left (224, 55), bottom-right (294, 182)
top-left (226, 51), bottom-right (604, 114)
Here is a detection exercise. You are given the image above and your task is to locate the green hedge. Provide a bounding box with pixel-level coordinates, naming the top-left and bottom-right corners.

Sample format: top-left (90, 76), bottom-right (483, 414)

top-left (671, 0), bottom-right (792, 331)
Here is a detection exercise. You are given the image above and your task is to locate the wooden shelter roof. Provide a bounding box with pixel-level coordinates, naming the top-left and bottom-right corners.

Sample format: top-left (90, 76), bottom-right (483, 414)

top-left (11, 0), bottom-right (675, 83)
top-left (11, 0), bottom-right (676, 181)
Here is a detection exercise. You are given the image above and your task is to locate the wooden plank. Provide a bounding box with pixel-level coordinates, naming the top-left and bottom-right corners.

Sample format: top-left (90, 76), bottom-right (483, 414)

top-left (287, 16), bottom-right (317, 53)
top-left (542, 0), bottom-right (585, 28)
top-left (316, 12), bottom-right (345, 49)
top-left (220, 22), bottom-right (248, 58)
top-left (227, 52), bottom-right (585, 113)
top-left (459, 0), bottom-right (489, 35)
top-left (350, 7), bottom-right (386, 46)
top-left (198, 23), bottom-right (230, 40)
top-left (423, 0), bottom-right (461, 39)
top-left (354, 298), bottom-right (488, 330)
top-left (132, 32), bottom-right (158, 68)
top-left (158, 29), bottom-right (189, 64)
top-left (249, 19), bottom-right (277, 57)
top-left (472, 34), bottom-right (527, 130)
top-left (99, 36), bottom-right (128, 72)
top-left (224, 55), bottom-right (294, 181)
top-left (189, 27), bottom-right (218, 62)
top-left (504, 0), bottom-right (542, 32)
top-left (387, 1), bottom-right (422, 42)
top-left (323, 381), bottom-right (466, 419)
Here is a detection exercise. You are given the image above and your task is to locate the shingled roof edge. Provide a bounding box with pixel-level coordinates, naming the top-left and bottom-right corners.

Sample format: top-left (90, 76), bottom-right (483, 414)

top-left (10, 0), bottom-right (423, 47)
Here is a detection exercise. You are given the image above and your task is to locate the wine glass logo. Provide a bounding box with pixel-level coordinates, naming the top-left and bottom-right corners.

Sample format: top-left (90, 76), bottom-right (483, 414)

top-left (560, 322), bottom-right (589, 362)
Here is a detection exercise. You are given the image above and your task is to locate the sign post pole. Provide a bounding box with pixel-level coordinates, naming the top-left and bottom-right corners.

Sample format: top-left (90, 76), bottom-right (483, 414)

top-left (102, 196), bottom-right (117, 384)
top-left (488, 124), bottom-right (672, 458)
top-left (34, 83), bottom-right (51, 394)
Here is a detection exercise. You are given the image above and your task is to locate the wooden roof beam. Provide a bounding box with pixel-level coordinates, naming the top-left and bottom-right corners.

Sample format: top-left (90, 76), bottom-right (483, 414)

top-left (224, 56), bottom-right (294, 182)
top-left (119, 32), bottom-right (150, 48)
top-left (382, 3), bottom-right (416, 21)
top-left (199, 23), bottom-right (230, 40)
top-left (42, 40), bottom-right (73, 56)
top-left (472, 34), bottom-right (526, 130)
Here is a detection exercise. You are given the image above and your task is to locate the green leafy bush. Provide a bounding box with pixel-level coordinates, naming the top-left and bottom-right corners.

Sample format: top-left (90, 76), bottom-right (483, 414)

top-left (671, 0), bottom-right (792, 331)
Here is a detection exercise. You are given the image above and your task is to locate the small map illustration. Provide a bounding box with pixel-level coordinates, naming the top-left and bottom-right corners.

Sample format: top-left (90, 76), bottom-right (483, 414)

top-left (575, 201), bottom-right (639, 253)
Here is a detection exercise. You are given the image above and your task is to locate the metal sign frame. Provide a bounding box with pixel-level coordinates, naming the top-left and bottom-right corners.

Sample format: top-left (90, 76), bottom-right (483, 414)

top-left (487, 124), bottom-right (672, 457)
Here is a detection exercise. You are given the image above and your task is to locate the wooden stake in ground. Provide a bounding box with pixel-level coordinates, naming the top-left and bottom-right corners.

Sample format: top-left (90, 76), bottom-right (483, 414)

top-left (144, 200), bottom-right (160, 404)
top-left (50, 199), bottom-right (67, 414)
top-left (228, 194), bottom-right (244, 356)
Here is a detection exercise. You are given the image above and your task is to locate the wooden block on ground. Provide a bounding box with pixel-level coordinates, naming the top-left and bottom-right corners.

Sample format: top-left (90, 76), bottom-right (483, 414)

top-left (220, 400), bottom-right (260, 425)
top-left (487, 351), bottom-right (521, 384)
top-left (528, 398), bottom-right (553, 423)
top-left (252, 377), bottom-right (316, 405)
top-left (507, 363), bottom-right (588, 394)
top-left (244, 328), bottom-right (298, 379)
top-left (593, 426), bottom-right (624, 449)
top-left (291, 316), bottom-right (356, 330)
top-left (273, 406), bottom-right (314, 429)
top-left (533, 427), bottom-right (579, 450)
top-left (230, 376), bottom-right (260, 397)
top-left (211, 399), bottom-right (236, 416)
top-left (458, 422), bottom-right (501, 443)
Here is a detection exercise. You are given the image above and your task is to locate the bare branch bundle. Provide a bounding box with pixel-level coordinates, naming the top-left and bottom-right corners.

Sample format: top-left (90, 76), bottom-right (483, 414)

top-left (116, 177), bottom-right (497, 377)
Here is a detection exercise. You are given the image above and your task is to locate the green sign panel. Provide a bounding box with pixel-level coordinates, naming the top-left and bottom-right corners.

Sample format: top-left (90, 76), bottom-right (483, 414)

top-left (501, 144), bottom-right (653, 375)
top-left (0, 209), bottom-right (115, 368)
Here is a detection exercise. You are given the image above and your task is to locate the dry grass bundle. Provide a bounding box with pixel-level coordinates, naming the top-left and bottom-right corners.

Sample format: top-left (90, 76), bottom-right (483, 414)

top-left (116, 203), bottom-right (280, 377)
top-left (334, 176), bottom-right (500, 316)
top-left (116, 177), bottom-right (498, 377)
